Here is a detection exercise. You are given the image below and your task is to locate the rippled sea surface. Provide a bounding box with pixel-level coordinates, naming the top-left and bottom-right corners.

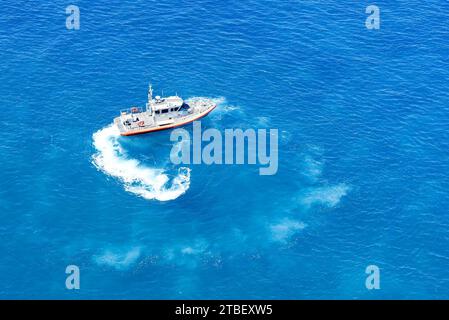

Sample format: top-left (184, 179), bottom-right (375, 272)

top-left (1, 0), bottom-right (449, 299)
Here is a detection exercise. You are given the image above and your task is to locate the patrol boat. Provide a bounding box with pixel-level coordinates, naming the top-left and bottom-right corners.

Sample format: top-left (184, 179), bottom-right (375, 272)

top-left (114, 84), bottom-right (217, 136)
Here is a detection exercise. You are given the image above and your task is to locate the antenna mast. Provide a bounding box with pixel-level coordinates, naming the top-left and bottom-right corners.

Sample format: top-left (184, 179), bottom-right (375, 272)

top-left (147, 83), bottom-right (153, 112)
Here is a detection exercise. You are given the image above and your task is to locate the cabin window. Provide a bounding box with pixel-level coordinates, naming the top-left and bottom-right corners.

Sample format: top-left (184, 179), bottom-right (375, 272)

top-left (155, 110), bottom-right (160, 114)
top-left (162, 109), bottom-right (169, 114)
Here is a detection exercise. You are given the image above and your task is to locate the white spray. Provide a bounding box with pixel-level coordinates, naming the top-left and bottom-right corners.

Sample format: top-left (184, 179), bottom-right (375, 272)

top-left (92, 124), bottom-right (190, 201)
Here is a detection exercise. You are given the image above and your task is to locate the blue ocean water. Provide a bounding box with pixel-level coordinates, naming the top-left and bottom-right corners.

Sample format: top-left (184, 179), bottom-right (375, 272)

top-left (1, 0), bottom-right (449, 299)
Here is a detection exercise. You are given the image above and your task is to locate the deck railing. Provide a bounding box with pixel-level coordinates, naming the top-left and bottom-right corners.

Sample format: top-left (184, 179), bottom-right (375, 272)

top-left (120, 107), bottom-right (143, 115)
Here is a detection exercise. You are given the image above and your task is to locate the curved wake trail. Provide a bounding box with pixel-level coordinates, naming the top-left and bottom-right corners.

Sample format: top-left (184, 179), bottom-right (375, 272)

top-left (91, 124), bottom-right (190, 201)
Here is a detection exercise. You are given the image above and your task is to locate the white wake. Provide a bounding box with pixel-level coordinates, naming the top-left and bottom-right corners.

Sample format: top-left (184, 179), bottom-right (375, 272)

top-left (92, 124), bottom-right (191, 201)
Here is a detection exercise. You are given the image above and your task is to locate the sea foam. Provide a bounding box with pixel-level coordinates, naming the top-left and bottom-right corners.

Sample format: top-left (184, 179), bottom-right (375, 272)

top-left (92, 124), bottom-right (190, 201)
top-left (94, 247), bottom-right (141, 270)
top-left (302, 183), bottom-right (350, 208)
top-left (270, 218), bottom-right (306, 243)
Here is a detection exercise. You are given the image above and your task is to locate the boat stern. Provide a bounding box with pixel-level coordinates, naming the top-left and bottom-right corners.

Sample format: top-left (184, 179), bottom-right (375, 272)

top-left (114, 116), bottom-right (127, 135)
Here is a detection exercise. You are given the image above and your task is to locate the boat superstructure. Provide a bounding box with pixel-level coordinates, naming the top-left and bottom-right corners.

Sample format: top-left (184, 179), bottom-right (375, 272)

top-left (114, 84), bottom-right (216, 136)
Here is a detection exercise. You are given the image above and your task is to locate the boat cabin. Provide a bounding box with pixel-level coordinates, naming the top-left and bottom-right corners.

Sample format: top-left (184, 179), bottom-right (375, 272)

top-left (152, 95), bottom-right (184, 115)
